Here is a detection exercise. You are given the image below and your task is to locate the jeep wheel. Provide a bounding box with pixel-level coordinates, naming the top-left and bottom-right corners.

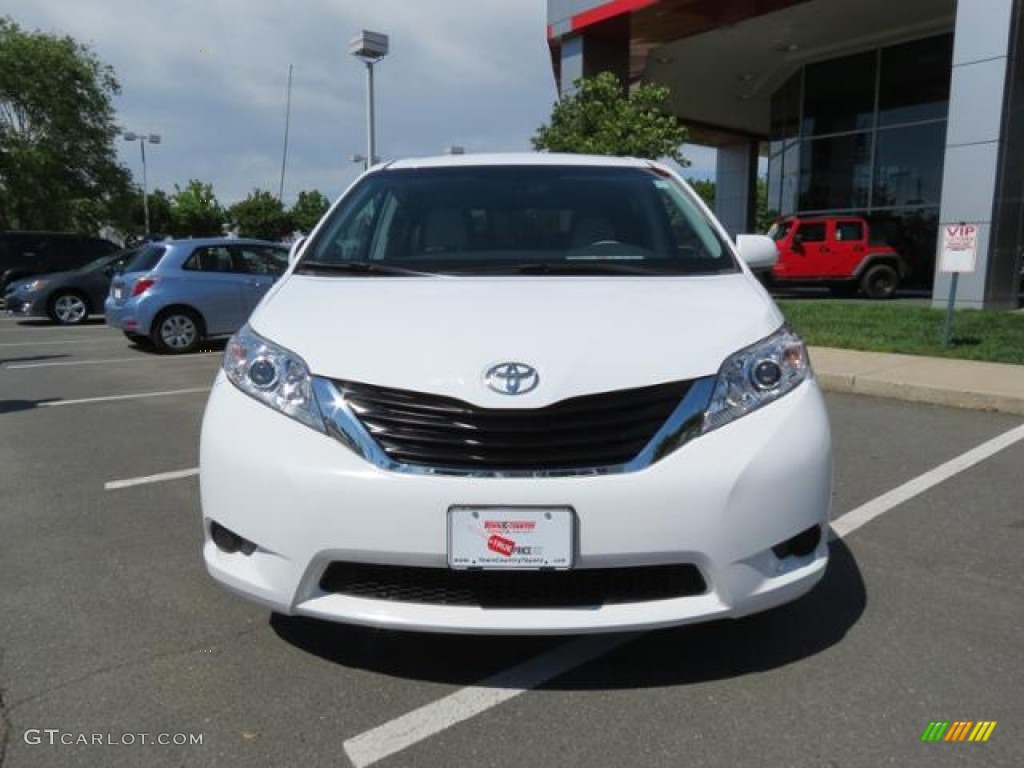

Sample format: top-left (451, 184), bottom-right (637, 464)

top-left (861, 264), bottom-right (899, 299)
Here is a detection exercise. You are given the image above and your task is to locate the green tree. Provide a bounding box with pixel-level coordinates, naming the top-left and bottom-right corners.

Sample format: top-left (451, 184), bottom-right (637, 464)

top-left (683, 177), bottom-right (778, 233)
top-left (687, 178), bottom-right (715, 209)
top-left (170, 179), bottom-right (225, 236)
top-left (289, 189), bottom-right (331, 234)
top-left (0, 16), bottom-right (132, 230)
top-left (107, 185), bottom-right (174, 237)
top-left (144, 188), bottom-right (175, 235)
top-left (754, 176), bottom-right (778, 233)
top-left (532, 72), bottom-right (689, 164)
top-left (229, 189), bottom-right (292, 241)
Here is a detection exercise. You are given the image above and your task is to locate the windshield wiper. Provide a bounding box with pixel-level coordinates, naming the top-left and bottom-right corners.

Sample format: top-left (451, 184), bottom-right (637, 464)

top-left (295, 260), bottom-right (434, 277)
top-left (498, 261), bottom-right (665, 276)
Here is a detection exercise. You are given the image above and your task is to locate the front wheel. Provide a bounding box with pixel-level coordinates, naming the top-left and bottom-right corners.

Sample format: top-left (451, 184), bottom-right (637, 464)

top-left (48, 292), bottom-right (90, 325)
top-left (860, 264), bottom-right (899, 299)
top-left (152, 308), bottom-right (203, 354)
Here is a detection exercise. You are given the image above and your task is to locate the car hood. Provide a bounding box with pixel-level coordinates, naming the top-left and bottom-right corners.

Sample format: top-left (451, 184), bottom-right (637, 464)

top-left (250, 274), bottom-right (784, 408)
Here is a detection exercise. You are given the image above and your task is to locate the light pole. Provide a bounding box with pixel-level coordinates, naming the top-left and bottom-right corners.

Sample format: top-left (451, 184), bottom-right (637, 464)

top-left (123, 131), bottom-right (161, 234)
top-left (348, 30), bottom-right (388, 170)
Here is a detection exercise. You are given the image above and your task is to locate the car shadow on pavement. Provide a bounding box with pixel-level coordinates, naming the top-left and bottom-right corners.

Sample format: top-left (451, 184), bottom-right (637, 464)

top-left (270, 539), bottom-right (865, 689)
top-left (0, 398), bottom-right (59, 413)
top-left (15, 317), bottom-right (107, 327)
top-left (0, 354), bottom-right (69, 366)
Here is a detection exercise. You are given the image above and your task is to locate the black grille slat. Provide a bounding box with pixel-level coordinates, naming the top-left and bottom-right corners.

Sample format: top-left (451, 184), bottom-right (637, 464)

top-left (335, 379), bottom-right (692, 471)
top-left (377, 441), bottom-right (652, 469)
top-left (357, 401), bottom-right (678, 436)
top-left (320, 562), bottom-right (707, 607)
top-left (364, 421), bottom-right (662, 450)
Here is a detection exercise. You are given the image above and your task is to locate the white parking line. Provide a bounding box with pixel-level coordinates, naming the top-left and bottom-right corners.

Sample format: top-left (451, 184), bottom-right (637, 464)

top-left (0, 322), bottom-right (109, 329)
top-left (0, 338), bottom-right (121, 347)
top-left (40, 387), bottom-right (210, 407)
top-left (829, 421), bottom-right (1024, 539)
top-left (6, 353), bottom-right (219, 369)
top-left (344, 633), bottom-right (638, 768)
top-left (341, 420), bottom-right (1024, 768)
top-left (105, 468), bottom-right (199, 490)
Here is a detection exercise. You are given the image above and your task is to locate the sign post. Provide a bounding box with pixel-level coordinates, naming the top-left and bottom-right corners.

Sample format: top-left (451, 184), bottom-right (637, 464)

top-left (938, 223), bottom-right (978, 347)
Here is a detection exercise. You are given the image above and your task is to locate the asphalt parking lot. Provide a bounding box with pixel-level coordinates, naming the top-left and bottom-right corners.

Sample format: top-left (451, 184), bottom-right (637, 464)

top-left (0, 313), bottom-right (1021, 768)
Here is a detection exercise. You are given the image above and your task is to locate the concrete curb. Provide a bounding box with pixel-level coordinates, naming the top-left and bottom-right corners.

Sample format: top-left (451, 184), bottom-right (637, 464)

top-left (809, 347), bottom-right (1024, 416)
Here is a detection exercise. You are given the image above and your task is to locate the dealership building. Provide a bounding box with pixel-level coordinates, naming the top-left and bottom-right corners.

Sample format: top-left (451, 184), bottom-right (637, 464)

top-left (546, 0), bottom-right (1023, 308)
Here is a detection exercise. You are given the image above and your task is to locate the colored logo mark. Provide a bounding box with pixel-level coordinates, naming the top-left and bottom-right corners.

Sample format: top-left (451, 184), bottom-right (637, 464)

top-left (921, 721), bottom-right (997, 742)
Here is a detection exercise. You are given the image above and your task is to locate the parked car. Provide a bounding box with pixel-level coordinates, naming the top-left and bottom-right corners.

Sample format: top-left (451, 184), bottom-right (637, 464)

top-left (0, 231), bottom-right (120, 293)
top-left (3, 248), bottom-right (139, 324)
top-left (200, 153), bottom-right (833, 635)
top-left (104, 238), bottom-right (288, 353)
top-left (766, 215), bottom-right (908, 298)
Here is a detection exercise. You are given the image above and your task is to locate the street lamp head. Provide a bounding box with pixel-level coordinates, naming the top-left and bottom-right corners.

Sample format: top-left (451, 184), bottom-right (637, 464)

top-left (349, 30), bottom-right (389, 61)
top-left (122, 131), bottom-right (138, 141)
top-left (147, 134), bottom-right (162, 144)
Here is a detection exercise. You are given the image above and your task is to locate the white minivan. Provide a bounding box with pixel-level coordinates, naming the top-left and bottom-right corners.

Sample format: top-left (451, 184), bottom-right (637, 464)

top-left (200, 153), bottom-right (832, 634)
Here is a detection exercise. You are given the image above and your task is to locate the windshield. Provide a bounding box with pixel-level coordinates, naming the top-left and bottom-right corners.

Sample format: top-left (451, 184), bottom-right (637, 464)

top-left (767, 221), bottom-right (792, 241)
top-left (298, 165), bottom-right (737, 277)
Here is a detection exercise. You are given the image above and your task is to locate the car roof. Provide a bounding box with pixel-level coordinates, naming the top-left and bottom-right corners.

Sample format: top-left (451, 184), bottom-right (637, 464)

top-left (381, 153), bottom-right (659, 171)
top-left (160, 237), bottom-right (286, 248)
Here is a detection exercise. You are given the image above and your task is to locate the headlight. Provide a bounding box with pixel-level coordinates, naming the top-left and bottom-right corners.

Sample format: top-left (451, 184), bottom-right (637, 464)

top-left (223, 324), bottom-right (325, 433)
top-left (703, 326), bottom-right (811, 433)
top-left (24, 279), bottom-right (47, 292)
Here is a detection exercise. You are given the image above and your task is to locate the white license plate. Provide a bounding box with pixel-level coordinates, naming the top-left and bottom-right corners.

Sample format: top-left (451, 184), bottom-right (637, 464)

top-left (448, 506), bottom-right (574, 570)
top-left (113, 286), bottom-right (123, 300)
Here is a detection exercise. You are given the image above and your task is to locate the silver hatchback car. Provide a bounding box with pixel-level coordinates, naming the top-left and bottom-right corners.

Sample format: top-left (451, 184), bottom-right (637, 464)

top-left (105, 237), bottom-right (288, 353)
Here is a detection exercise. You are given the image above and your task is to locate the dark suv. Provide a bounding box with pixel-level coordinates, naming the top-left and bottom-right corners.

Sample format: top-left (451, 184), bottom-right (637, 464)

top-left (0, 231), bottom-right (120, 293)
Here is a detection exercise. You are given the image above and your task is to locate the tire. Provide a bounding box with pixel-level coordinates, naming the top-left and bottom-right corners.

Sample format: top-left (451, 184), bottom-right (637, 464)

top-left (860, 263), bottom-right (899, 300)
top-left (47, 291), bottom-right (90, 325)
top-left (152, 308), bottom-right (203, 354)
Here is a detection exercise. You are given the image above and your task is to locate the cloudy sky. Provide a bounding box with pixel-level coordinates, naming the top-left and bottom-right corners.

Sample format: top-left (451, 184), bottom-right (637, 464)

top-left (7, 0), bottom-right (717, 207)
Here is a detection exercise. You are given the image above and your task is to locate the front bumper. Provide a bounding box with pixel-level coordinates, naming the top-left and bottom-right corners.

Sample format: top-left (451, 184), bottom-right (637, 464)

top-left (2, 293), bottom-right (41, 316)
top-left (200, 373), bottom-right (832, 634)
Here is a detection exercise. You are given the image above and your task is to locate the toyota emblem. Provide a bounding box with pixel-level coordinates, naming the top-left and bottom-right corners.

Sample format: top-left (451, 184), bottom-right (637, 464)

top-left (485, 362), bottom-right (539, 395)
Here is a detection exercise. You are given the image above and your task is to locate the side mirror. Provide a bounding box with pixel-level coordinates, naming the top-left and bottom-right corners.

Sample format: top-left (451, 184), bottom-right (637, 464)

top-left (288, 236), bottom-right (306, 266)
top-left (736, 234), bottom-right (779, 271)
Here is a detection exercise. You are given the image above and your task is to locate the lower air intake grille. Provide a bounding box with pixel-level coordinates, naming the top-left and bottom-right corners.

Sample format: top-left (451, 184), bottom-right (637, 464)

top-left (319, 562), bottom-right (707, 608)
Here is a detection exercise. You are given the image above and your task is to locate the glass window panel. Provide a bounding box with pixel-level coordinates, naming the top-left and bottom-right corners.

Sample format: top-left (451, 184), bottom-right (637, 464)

top-left (767, 153), bottom-right (782, 216)
top-left (867, 209), bottom-right (940, 288)
top-left (798, 222), bottom-right (826, 242)
top-left (878, 34), bottom-right (953, 127)
top-left (770, 72), bottom-right (801, 141)
top-left (781, 143), bottom-right (800, 215)
top-left (873, 123), bottom-right (947, 208)
top-left (836, 221), bottom-right (864, 241)
top-left (802, 51), bottom-right (876, 136)
top-left (799, 133), bottom-right (872, 211)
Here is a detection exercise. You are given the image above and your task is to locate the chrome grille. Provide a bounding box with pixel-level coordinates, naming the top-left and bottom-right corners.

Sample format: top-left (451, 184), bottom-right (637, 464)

top-left (332, 379), bottom-right (693, 472)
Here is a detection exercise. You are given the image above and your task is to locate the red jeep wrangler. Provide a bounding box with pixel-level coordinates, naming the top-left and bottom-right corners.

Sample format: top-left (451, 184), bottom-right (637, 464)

top-left (766, 216), bottom-right (908, 298)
